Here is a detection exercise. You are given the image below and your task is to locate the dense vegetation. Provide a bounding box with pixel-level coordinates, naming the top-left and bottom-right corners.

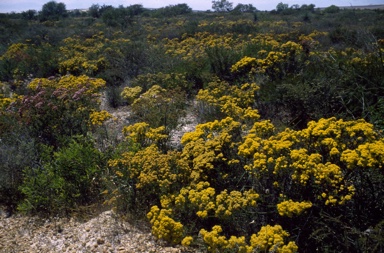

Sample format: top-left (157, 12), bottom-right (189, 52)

top-left (1, 1), bottom-right (384, 252)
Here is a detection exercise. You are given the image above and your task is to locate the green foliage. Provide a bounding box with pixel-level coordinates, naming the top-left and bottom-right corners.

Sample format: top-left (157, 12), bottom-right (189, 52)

top-left (212, 0), bottom-right (233, 12)
top-left (300, 4), bottom-right (316, 12)
top-left (324, 5), bottom-right (340, 14)
top-left (88, 4), bottom-right (102, 18)
top-left (106, 85), bottom-right (125, 108)
top-left (150, 4), bottom-right (192, 18)
top-left (40, 1), bottom-right (68, 21)
top-left (100, 4), bottom-right (145, 28)
top-left (130, 85), bottom-right (187, 137)
top-left (276, 2), bottom-right (289, 13)
top-left (205, 45), bottom-right (239, 80)
top-left (130, 72), bottom-right (192, 91)
top-left (18, 136), bottom-right (104, 214)
top-left (21, 10), bottom-right (37, 20)
top-left (0, 129), bottom-right (37, 213)
top-left (102, 6), bottom-right (131, 29)
top-left (233, 4), bottom-right (257, 14)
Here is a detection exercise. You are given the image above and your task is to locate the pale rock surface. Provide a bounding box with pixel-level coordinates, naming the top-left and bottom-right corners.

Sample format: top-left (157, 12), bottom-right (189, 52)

top-left (0, 208), bottom-right (199, 253)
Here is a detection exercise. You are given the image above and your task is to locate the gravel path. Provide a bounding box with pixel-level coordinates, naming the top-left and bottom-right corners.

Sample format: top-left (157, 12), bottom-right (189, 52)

top-left (0, 208), bottom-right (198, 253)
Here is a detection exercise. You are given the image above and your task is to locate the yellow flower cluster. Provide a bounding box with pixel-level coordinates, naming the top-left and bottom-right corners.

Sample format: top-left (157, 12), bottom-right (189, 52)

top-left (129, 145), bottom-right (185, 191)
top-left (230, 56), bottom-right (258, 73)
top-left (123, 122), bottom-right (168, 147)
top-left (109, 143), bottom-right (192, 202)
top-left (290, 149), bottom-right (323, 185)
top-left (215, 189), bottom-right (259, 217)
top-left (120, 86), bottom-right (142, 104)
top-left (59, 33), bottom-right (107, 75)
top-left (181, 236), bottom-right (193, 246)
top-left (147, 206), bottom-right (184, 244)
top-left (181, 117), bottom-right (241, 181)
top-left (0, 96), bottom-right (19, 109)
top-left (196, 80), bottom-right (260, 123)
top-left (200, 224), bottom-right (297, 253)
top-left (238, 120), bottom-right (276, 157)
top-left (231, 45), bottom-right (301, 78)
top-left (277, 200), bottom-right (312, 217)
top-left (249, 225), bottom-right (298, 253)
top-left (172, 181), bottom-right (259, 219)
top-left (89, 110), bottom-right (113, 126)
top-left (200, 225), bottom-right (252, 253)
top-left (28, 75), bottom-right (106, 94)
top-left (0, 43), bottom-right (30, 62)
top-left (239, 117), bottom-right (381, 206)
top-left (186, 181), bottom-right (216, 218)
top-left (163, 32), bottom-right (248, 62)
top-left (341, 140), bottom-right (384, 169)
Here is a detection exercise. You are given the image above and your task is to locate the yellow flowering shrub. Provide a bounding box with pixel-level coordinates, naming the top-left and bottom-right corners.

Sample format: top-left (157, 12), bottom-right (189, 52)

top-left (215, 189), bottom-right (259, 217)
top-left (200, 224), bottom-right (297, 253)
top-left (186, 181), bottom-right (216, 218)
top-left (147, 206), bottom-right (184, 244)
top-left (200, 225), bottom-right (253, 253)
top-left (123, 122), bottom-right (168, 148)
top-left (89, 110), bottom-right (113, 126)
top-left (0, 43), bottom-right (34, 79)
top-left (120, 86), bottom-right (142, 104)
top-left (28, 74), bottom-right (106, 94)
top-left (241, 117), bottom-right (384, 210)
top-left (229, 35), bottom-right (307, 80)
top-left (277, 200), bottom-right (312, 218)
top-left (123, 111), bottom-right (384, 252)
top-left (196, 79), bottom-right (260, 124)
top-left (109, 144), bottom-right (189, 194)
top-left (181, 117), bottom-right (242, 182)
top-left (181, 236), bottom-right (193, 246)
top-left (58, 33), bottom-right (108, 75)
top-left (0, 43), bottom-right (30, 62)
top-left (163, 32), bottom-right (246, 63)
top-left (341, 140), bottom-right (384, 169)
top-left (0, 96), bottom-right (19, 109)
top-left (230, 56), bottom-right (259, 74)
top-left (249, 225), bottom-right (298, 253)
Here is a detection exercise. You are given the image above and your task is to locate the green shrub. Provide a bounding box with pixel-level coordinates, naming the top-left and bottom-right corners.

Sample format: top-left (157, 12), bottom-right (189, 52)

top-left (0, 130), bottom-right (36, 213)
top-left (324, 5), bottom-right (340, 14)
top-left (130, 85), bottom-right (187, 137)
top-left (106, 85), bottom-right (125, 108)
top-left (18, 136), bottom-right (104, 214)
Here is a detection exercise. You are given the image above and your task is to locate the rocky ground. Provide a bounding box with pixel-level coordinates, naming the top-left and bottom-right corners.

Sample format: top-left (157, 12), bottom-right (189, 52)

top-left (0, 206), bottom-right (200, 253)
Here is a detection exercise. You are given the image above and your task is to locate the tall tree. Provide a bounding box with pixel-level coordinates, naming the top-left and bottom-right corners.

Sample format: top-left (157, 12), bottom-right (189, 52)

top-left (276, 2), bottom-right (289, 13)
top-left (40, 1), bottom-right (67, 21)
top-left (233, 3), bottom-right (257, 13)
top-left (212, 0), bottom-right (233, 12)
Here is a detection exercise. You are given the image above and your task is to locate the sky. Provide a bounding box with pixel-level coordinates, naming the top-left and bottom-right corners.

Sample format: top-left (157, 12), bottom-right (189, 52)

top-left (0, 0), bottom-right (383, 13)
